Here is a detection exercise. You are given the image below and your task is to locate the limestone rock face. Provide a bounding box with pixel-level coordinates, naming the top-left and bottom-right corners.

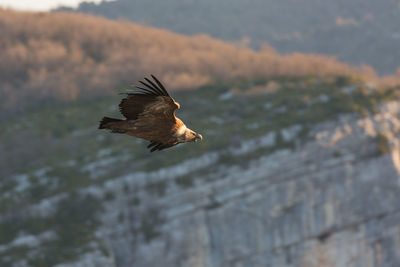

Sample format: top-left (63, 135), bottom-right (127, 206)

top-left (63, 102), bottom-right (400, 267)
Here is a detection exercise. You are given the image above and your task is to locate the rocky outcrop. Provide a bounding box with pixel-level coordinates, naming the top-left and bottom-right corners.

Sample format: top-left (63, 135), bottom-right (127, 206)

top-left (61, 102), bottom-right (400, 267)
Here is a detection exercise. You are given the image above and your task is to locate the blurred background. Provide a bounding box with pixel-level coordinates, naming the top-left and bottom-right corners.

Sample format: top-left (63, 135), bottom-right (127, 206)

top-left (1, 1), bottom-right (400, 266)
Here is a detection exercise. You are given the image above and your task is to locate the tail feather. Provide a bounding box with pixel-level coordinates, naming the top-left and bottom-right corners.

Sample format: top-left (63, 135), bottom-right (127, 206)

top-left (98, 117), bottom-right (122, 129)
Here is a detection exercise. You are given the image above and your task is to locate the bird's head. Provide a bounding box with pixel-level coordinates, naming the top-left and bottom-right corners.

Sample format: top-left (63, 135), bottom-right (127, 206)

top-left (176, 123), bottom-right (203, 143)
top-left (193, 132), bottom-right (203, 142)
top-left (187, 129), bottom-right (203, 142)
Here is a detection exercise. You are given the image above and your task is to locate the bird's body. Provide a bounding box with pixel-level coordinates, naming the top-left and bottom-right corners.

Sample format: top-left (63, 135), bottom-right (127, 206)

top-left (99, 75), bottom-right (202, 152)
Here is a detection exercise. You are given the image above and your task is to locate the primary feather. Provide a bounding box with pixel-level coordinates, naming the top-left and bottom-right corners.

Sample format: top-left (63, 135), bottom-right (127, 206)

top-left (99, 75), bottom-right (202, 152)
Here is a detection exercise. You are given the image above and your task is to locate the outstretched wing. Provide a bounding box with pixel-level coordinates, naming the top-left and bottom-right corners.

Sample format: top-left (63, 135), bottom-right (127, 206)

top-left (119, 75), bottom-right (180, 121)
top-left (147, 141), bottom-right (175, 152)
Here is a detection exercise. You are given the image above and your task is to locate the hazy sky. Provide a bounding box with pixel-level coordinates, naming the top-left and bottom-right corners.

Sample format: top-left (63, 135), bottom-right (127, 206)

top-left (0, 0), bottom-right (103, 11)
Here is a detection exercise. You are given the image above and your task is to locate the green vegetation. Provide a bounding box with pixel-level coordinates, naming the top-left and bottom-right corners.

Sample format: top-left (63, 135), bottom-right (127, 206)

top-left (333, 150), bottom-right (342, 158)
top-left (0, 217), bottom-right (48, 246)
top-left (123, 183), bottom-right (130, 194)
top-left (139, 208), bottom-right (164, 242)
top-left (130, 196), bottom-right (141, 206)
top-left (175, 175), bottom-right (195, 188)
top-left (104, 190), bottom-right (116, 201)
top-left (205, 198), bottom-right (223, 210)
top-left (118, 212), bottom-right (125, 223)
top-left (0, 246), bottom-right (30, 266)
top-left (376, 133), bottom-right (391, 155)
top-left (0, 193), bottom-right (102, 266)
top-left (146, 181), bottom-right (167, 197)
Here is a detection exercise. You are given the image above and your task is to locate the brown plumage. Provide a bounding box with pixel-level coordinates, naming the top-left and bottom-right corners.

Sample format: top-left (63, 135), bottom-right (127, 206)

top-left (99, 75), bottom-right (202, 152)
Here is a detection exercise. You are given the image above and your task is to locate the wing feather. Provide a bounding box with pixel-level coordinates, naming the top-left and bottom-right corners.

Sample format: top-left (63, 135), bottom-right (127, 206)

top-left (151, 74), bottom-right (170, 96)
top-left (139, 80), bottom-right (164, 96)
top-left (150, 143), bottom-right (163, 152)
top-left (147, 141), bottom-right (159, 148)
top-left (119, 76), bottom-right (179, 121)
top-left (134, 86), bottom-right (156, 96)
top-left (144, 78), bottom-right (165, 96)
top-left (150, 143), bottom-right (174, 152)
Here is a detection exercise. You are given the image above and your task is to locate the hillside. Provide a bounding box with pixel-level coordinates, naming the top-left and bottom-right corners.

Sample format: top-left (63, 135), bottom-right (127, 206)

top-left (0, 8), bottom-right (368, 117)
top-left (3, 8), bottom-right (400, 267)
top-left (64, 0), bottom-right (400, 74)
top-left (1, 76), bottom-right (400, 266)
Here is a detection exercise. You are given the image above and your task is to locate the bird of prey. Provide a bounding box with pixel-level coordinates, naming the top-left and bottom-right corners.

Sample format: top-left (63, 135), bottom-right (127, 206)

top-left (99, 75), bottom-right (203, 152)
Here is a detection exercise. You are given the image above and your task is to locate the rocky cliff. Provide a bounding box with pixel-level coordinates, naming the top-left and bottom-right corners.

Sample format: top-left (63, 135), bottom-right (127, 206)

top-left (85, 102), bottom-right (400, 267)
top-left (2, 77), bottom-right (400, 267)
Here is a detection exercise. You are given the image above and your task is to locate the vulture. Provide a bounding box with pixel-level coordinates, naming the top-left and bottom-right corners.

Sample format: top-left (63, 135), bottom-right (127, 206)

top-left (99, 75), bottom-right (203, 152)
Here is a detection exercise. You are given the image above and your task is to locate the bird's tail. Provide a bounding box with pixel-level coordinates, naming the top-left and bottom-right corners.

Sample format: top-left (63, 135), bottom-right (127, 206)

top-left (98, 117), bottom-right (123, 129)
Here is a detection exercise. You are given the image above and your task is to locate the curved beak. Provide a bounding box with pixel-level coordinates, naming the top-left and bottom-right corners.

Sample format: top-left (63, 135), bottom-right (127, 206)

top-left (194, 133), bottom-right (203, 142)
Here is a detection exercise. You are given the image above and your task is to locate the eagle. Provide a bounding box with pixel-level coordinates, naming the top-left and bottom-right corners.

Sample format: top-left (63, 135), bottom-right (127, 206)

top-left (99, 75), bottom-right (203, 152)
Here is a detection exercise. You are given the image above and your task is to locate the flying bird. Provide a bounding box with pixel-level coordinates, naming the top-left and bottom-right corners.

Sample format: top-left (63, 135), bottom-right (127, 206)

top-left (99, 75), bottom-right (203, 152)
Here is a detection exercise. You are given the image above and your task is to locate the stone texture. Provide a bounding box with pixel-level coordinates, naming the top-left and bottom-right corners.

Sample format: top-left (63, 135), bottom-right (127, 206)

top-left (58, 102), bottom-right (400, 267)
